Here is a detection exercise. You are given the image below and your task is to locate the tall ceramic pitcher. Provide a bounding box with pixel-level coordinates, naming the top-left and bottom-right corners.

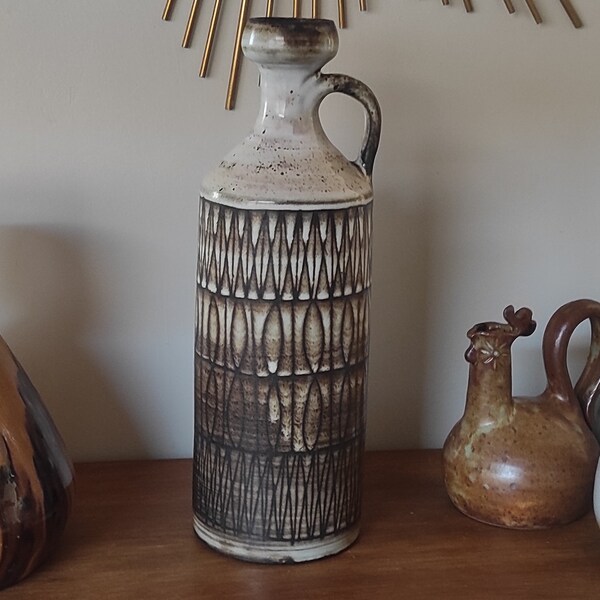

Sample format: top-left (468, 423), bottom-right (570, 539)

top-left (193, 17), bottom-right (381, 563)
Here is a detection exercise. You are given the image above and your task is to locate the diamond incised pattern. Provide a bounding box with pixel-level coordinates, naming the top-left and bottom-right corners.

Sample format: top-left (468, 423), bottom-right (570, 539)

top-left (194, 197), bottom-right (372, 545)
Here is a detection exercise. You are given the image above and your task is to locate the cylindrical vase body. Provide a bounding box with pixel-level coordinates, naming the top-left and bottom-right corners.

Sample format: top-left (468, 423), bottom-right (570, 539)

top-left (193, 17), bottom-right (381, 563)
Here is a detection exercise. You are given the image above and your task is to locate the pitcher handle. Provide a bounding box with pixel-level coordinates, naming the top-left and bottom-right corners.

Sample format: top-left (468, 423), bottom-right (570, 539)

top-left (543, 299), bottom-right (600, 439)
top-left (317, 74), bottom-right (382, 178)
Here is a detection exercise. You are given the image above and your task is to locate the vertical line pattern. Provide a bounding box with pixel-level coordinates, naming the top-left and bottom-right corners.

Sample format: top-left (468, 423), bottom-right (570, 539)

top-left (194, 198), bottom-right (371, 545)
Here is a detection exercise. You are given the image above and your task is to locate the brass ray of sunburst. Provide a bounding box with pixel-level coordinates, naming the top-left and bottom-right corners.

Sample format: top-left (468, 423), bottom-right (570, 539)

top-left (162, 0), bottom-right (367, 110)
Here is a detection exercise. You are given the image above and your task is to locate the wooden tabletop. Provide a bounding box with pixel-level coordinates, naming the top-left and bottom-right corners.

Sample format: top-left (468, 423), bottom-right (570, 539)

top-left (5, 450), bottom-right (600, 599)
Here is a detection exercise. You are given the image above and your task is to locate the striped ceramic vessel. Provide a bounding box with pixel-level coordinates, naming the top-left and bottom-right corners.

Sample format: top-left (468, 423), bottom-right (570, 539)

top-left (193, 17), bottom-right (381, 563)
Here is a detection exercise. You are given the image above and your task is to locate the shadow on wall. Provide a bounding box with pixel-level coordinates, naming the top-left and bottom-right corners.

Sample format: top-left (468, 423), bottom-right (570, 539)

top-left (0, 226), bottom-right (147, 461)
top-left (368, 186), bottom-right (434, 451)
top-left (364, 68), bottom-right (443, 450)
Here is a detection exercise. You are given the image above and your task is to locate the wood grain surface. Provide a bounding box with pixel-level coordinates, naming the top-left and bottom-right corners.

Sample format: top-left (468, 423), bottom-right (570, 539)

top-left (4, 450), bottom-right (600, 599)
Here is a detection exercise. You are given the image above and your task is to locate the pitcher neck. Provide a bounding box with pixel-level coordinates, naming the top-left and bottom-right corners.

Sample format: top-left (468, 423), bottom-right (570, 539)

top-left (254, 66), bottom-right (321, 134)
top-left (242, 18), bottom-right (338, 134)
top-left (464, 340), bottom-right (515, 426)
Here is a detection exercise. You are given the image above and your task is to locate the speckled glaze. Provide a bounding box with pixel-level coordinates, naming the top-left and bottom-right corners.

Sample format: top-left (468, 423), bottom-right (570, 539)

top-left (193, 18), bottom-right (381, 563)
top-left (0, 335), bottom-right (74, 589)
top-left (443, 304), bottom-right (600, 529)
top-left (567, 300), bottom-right (600, 442)
top-left (200, 18), bottom-right (380, 210)
top-left (548, 299), bottom-right (600, 530)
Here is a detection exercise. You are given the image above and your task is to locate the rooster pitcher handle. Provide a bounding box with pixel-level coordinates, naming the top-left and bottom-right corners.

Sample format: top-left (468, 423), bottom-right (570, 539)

top-left (542, 299), bottom-right (600, 441)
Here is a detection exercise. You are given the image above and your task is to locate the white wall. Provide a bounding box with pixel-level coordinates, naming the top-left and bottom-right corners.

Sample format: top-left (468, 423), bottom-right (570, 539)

top-left (1, 1), bottom-right (599, 461)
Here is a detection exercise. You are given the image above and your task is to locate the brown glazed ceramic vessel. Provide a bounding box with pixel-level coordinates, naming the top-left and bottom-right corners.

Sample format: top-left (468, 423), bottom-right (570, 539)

top-left (0, 335), bottom-right (74, 588)
top-left (567, 300), bottom-right (600, 442)
top-left (443, 302), bottom-right (600, 529)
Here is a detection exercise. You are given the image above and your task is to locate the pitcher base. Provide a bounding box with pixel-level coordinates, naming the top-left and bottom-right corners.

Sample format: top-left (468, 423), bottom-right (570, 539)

top-left (193, 516), bottom-right (359, 563)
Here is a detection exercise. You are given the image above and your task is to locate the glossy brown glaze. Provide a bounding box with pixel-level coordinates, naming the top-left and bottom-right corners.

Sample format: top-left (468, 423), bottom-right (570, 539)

top-left (0, 335), bottom-right (73, 589)
top-left (557, 299), bottom-right (600, 442)
top-left (443, 305), bottom-right (600, 529)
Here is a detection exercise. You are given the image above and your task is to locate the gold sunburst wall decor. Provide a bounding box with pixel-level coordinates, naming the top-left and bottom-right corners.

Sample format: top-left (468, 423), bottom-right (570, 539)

top-left (456, 0), bottom-right (583, 26)
top-left (161, 0), bottom-right (584, 110)
top-left (161, 0), bottom-right (369, 110)
top-left (430, 0), bottom-right (582, 25)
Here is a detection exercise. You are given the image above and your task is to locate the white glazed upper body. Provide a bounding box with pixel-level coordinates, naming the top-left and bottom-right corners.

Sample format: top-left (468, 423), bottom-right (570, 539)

top-left (200, 19), bottom-right (373, 210)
